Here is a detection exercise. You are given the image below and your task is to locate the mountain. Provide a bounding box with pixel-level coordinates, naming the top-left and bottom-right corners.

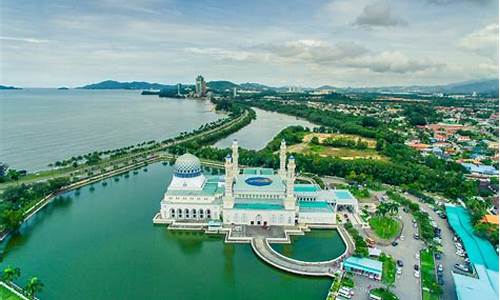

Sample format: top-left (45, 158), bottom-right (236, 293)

top-left (206, 80), bottom-right (239, 91)
top-left (334, 79), bottom-right (498, 95)
top-left (239, 82), bottom-right (274, 91)
top-left (0, 85), bottom-right (22, 90)
top-left (440, 79), bottom-right (498, 94)
top-left (78, 80), bottom-right (173, 90)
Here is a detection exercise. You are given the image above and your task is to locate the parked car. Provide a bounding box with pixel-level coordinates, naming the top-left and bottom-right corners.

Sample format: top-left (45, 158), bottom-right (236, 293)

top-left (437, 274), bottom-right (444, 285)
top-left (400, 235), bottom-right (405, 241)
top-left (392, 241), bottom-right (398, 247)
top-left (415, 253), bottom-right (420, 260)
top-left (414, 270), bottom-right (420, 278)
top-left (454, 264), bottom-right (469, 272)
top-left (397, 260), bottom-right (404, 267)
top-left (414, 264), bottom-right (420, 271)
top-left (437, 263), bottom-right (443, 272)
top-left (435, 253), bottom-right (442, 260)
top-left (397, 267), bottom-right (402, 275)
top-left (414, 234), bottom-right (420, 240)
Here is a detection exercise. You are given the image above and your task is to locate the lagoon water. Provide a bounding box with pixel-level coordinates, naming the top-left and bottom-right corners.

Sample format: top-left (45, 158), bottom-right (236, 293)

top-left (214, 108), bottom-right (316, 150)
top-left (0, 163), bottom-right (337, 299)
top-left (0, 89), bottom-right (223, 171)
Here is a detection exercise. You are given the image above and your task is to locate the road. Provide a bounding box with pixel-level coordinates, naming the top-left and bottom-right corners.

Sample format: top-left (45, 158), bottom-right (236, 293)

top-left (403, 193), bottom-right (464, 300)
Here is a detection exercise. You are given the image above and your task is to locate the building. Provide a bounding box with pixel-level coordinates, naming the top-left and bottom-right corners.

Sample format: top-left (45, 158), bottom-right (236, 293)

top-left (154, 140), bottom-right (358, 228)
top-left (342, 256), bottom-right (383, 281)
top-left (195, 75), bottom-right (207, 97)
top-left (446, 206), bottom-right (499, 300)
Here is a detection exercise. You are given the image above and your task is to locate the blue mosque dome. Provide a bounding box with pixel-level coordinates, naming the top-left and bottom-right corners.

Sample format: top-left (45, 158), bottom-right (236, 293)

top-left (174, 153), bottom-right (202, 178)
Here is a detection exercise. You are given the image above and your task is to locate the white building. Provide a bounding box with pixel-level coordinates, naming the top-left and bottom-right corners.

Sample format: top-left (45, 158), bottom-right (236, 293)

top-left (155, 140), bottom-right (358, 228)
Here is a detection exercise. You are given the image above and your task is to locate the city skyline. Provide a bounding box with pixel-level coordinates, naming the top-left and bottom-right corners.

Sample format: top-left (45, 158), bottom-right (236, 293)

top-left (1, 0), bottom-right (498, 87)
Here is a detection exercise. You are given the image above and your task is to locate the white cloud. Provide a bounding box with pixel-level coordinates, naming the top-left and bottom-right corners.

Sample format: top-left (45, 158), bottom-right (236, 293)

top-left (354, 1), bottom-right (408, 27)
top-left (458, 23), bottom-right (499, 60)
top-left (186, 40), bottom-right (441, 74)
top-left (344, 51), bottom-right (443, 73)
top-left (0, 36), bottom-right (50, 44)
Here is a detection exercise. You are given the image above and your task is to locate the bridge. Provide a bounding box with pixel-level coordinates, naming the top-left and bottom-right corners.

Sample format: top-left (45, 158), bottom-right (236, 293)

top-left (250, 236), bottom-right (347, 277)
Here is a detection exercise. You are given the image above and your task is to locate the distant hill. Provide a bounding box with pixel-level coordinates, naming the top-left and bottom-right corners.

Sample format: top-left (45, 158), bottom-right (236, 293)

top-left (335, 79), bottom-right (498, 95)
top-left (78, 80), bottom-right (173, 90)
top-left (207, 80), bottom-right (239, 91)
top-left (0, 85), bottom-right (22, 90)
top-left (239, 82), bottom-right (274, 91)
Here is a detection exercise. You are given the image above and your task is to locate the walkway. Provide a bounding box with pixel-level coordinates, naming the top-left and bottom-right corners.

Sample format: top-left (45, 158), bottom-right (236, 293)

top-left (250, 237), bottom-right (343, 277)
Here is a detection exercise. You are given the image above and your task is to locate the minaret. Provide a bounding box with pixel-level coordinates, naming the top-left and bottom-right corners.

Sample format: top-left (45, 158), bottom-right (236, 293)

top-left (224, 154), bottom-right (234, 209)
top-left (285, 156), bottom-right (296, 210)
top-left (232, 139), bottom-right (239, 177)
top-left (279, 139), bottom-right (287, 177)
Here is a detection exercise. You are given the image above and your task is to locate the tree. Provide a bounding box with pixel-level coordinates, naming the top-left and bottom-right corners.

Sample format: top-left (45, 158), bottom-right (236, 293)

top-left (24, 277), bottom-right (44, 298)
top-left (2, 266), bottom-right (20, 283)
top-left (310, 136), bottom-right (320, 145)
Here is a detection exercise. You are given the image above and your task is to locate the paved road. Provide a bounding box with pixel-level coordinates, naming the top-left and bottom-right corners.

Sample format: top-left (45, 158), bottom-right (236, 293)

top-left (379, 209), bottom-right (425, 300)
top-left (403, 193), bottom-right (464, 300)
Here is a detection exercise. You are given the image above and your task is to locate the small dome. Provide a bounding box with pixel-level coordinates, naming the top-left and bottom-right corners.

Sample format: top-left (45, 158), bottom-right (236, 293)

top-left (174, 153), bottom-right (202, 178)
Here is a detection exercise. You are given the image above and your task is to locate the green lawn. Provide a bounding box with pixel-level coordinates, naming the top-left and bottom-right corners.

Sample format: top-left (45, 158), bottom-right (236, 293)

top-left (370, 288), bottom-right (399, 300)
top-left (420, 249), bottom-right (441, 300)
top-left (369, 216), bottom-right (400, 240)
top-left (0, 284), bottom-right (23, 300)
top-left (379, 254), bottom-right (396, 284)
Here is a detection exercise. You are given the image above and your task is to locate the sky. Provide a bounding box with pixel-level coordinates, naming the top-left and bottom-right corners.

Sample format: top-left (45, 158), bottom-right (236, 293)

top-left (0, 0), bottom-right (498, 87)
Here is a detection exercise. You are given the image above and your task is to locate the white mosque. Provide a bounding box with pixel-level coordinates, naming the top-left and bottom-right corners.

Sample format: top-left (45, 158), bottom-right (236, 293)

top-left (153, 140), bottom-right (358, 228)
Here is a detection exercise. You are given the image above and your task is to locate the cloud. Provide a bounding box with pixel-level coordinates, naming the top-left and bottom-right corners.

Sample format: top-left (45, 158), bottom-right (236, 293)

top-left (186, 40), bottom-right (441, 74)
top-left (0, 36), bottom-right (50, 44)
top-left (458, 23), bottom-right (498, 60)
top-left (354, 1), bottom-right (408, 27)
top-left (344, 51), bottom-right (443, 73)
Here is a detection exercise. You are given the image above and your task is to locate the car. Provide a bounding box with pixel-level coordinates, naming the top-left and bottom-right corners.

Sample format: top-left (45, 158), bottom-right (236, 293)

top-left (414, 234), bottom-right (420, 240)
top-left (414, 271), bottom-right (420, 278)
top-left (412, 219), bottom-right (417, 224)
top-left (344, 213), bottom-right (349, 219)
top-left (413, 223), bottom-right (418, 228)
top-left (397, 260), bottom-right (404, 267)
top-left (403, 207), bottom-right (409, 213)
top-left (437, 263), bottom-right (443, 272)
top-left (400, 235), bottom-right (405, 241)
top-left (454, 264), bottom-right (469, 272)
top-left (392, 241), bottom-right (398, 247)
top-left (397, 267), bottom-right (402, 275)
top-left (435, 253), bottom-right (442, 260)
top-left (414, 264), bottom-right (420, 271)
top-left (437, 275), bottom-right (444, 285)
top-left (456, 251), bottom-right (466, 257)
top-left (415, 253), bottom-right (420, 260)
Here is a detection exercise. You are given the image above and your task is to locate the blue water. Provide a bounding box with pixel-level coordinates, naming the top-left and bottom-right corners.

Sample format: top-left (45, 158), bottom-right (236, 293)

top-left (0, 89), bottom-right (224, 171)
top-left (214, 108), bottom-right (316, 150)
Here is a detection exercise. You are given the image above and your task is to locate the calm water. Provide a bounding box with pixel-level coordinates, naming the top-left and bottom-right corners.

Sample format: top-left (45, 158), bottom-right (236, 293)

top-left (0, 163), bottom-right (335, 300)
top-left (0, 89), bottom-right (223, 171)
top-left (214, 108), bottom-right (316, 150)
top-left (272, 230), bottom-right (346, 262)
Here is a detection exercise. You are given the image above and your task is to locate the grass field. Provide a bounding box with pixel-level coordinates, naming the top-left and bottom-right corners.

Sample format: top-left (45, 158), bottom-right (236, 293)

top-left (379, 254), bottom-right (396, 284)
top-left (0, 284), bottom-right (23, 300)
top-left (369, 216), bottom-right (401, 240)
top-left (370, 287), bottom-right (399, 300)
top-left (420, 249), bottom-right (440, 300)
top-left (287, 133), bottom-right (386, 160)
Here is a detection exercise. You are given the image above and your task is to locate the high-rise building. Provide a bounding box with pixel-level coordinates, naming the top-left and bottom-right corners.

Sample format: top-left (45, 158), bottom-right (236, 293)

top-left (195, 75), bottom-right (207, 97)
top-left (177, 83), bottom-right (182, 96)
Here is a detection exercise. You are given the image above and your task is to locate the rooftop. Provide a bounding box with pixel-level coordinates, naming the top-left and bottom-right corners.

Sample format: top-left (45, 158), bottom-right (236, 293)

top-left (233, 203), bottom-right (285, 210)
top-left (343, 256), bottom-right (383, 275)
top-left (165, 176), bottom-right (224, 196)
top-left (294, 184), bottom-right (321, 193)
top-left (298, 201), bottom-right (334, 213)
top-left (234, 171), bottom-right (286, 193)
top-left (446, 206), bottom-right (498, 271)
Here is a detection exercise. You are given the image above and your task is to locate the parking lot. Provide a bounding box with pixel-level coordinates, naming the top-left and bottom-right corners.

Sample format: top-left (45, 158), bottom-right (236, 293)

top-left (346, 193), bottom-right (465, 300)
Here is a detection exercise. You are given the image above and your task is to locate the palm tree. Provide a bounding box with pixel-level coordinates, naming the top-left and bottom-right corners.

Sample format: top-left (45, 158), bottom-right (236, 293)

top-left (24, 277), bottom-right (43, 299)
top-left (386, 201), bottom-right (400, 216)
top-left (375, 203), bottom-right (389, 216)
top-left (1, 266), bottom-right (20, 282)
